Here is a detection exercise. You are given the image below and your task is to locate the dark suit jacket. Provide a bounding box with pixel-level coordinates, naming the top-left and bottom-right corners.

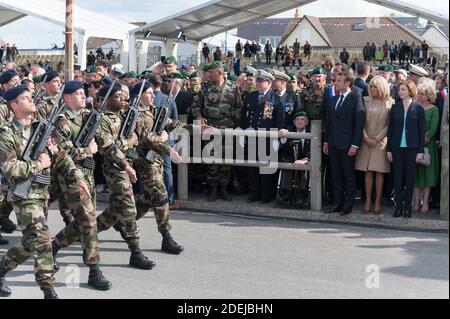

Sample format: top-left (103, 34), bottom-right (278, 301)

top-left (387, 101), bottom-right (425, 153)
top-left (323, 90), bottom-right (365, 150)
top-left (353, 78), bottom-right (369, 97)
top-left (240, 89), bottom-right (284, 130)
top-left (280, 126), bottom-right (311, 162)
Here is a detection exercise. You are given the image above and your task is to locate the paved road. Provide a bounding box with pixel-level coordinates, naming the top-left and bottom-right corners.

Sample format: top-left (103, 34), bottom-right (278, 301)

top-left (1, 203), bottom-right (448, 299)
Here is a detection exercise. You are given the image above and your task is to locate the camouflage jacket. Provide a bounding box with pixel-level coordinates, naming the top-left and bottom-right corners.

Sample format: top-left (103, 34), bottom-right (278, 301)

top-left (0, 117), bottom-right (84, 201)
top-left (95, 106), bottom-right (135, 170)
top-left (0, 103), bottom-right (13, 129)
top-left (135, 102), bottom-right (186, 160)
top-left (35, 91), bottom-right (56, 119)
top-left (191, 80), bottom-right (242, 128)
top-left (53, 105), bottom-right (94, 165)
top-left (301, 86), bottom-right (326, 121)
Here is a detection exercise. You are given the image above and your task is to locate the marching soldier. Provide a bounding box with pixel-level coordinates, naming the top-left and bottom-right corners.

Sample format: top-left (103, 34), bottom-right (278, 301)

top-left (114, 81), bottom-right (186, 254)
top-left (0, 85), bottom-right (89, 299)
top-left (270, 69), bottom-right (302, 128)
top-left (51, 81), bottom-right (112, 290)
top-left (95, 83), bottom-right (156, 270)
top-left (191, 61), bottom-right (242, 202)
top-left (0, 69), bottom-right (21, 238)
top-left (240, 70), bottom-right (284, 203)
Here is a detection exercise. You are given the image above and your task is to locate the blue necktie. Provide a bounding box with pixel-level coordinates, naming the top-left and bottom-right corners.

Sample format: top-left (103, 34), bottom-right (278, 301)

top-left (335, 94), bottom-right (345, 112)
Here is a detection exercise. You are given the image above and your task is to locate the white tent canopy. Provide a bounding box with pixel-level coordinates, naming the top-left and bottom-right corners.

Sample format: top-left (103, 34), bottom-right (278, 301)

top-left (0, 0), bottom-right (136, 69)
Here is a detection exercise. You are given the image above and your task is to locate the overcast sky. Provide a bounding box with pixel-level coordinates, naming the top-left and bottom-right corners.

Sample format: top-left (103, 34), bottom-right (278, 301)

top-left (1, 0), bottom-right (448, 49)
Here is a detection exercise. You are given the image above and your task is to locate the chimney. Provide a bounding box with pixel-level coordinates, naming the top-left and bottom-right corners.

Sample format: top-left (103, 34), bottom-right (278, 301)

top-left (295, 8), bottom-right (299, 19)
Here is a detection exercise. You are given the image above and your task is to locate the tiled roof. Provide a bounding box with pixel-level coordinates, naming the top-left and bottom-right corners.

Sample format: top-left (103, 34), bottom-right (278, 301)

top-left (281, 16), bottom-right (427, 48)
top-left (236, 18), bottom-right (290, 41)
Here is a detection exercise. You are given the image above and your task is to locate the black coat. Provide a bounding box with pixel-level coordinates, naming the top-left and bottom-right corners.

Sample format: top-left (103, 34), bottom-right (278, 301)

top-left (280, 126), bottom-right (311, 163)
top-left (240, 89), bottom-right (284, 130)
top-left (353, 78), bottom-right (369, 97)
top-left (386, 101), bottom-right (425, 153)
top-left (278, 91), bottom-right (302, 128)
top-left (323, 91), bottom-right (365, 150)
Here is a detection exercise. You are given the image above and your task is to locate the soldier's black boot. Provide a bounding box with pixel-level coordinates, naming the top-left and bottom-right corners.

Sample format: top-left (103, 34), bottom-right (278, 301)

top-left (207, 187), bottom-right (219, 202)
top-left (0, 264), bottom-right (11, 297)
top-left (87, 264), bottom-right (112, 291)
top-left (0, 218), bottom-right (17, 233)
top-left (218, 188), bottom-right (232, 202)
top-left (0, 234), bottom-right (8, 246)
top-left (161, 231), bottom-right (184, 255)
top-left (129, 242), bottom-right (156, 270)
top-left (52, 241), bottom-right (61, 273)
top-left (113, 221), bottom-right (127, 241)
top-left (41, 286), bottom-right (59, 299)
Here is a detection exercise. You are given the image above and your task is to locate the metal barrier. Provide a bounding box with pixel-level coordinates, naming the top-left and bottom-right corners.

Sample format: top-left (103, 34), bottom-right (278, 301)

top-left (176, 116), bottom-right (323, 211)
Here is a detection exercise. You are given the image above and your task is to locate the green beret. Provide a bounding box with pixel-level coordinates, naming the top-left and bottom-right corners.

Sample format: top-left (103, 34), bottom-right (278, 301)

top-left (287, 72), bottom-right (297, 80)
top-left (207, 61), bottom-right (224, 71)
top-left (164, 56), bottom-right (177, 65)
top-left (126, 71), bottom-right (137, 78)
top-left (32, 76), bottom-right (42, 83)
top-left (292, 111), bottom-right (309, 121)
top-left (166, 72), bottom-right (184, 79)
top-left (202, 64), bottom-right (210, 72)
top-left (189, 71), bottom-right (200, 79)
top-left (378, 64), bottom-right (394, 73)
top-left (85, 65), bottom-right (96, 74)
top-left (228, 74), bottom-right (238, 83)
top-left (310, 67), bottom-right (327, 76)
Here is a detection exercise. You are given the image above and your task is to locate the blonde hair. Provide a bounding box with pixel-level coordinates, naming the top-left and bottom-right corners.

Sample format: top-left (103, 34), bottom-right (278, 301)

top-left (369, 75), bottom-right (390, 99)
top-left (417, 81), bottom-right (437, 104)
top-left (400, 80), bottom-right (417, 99)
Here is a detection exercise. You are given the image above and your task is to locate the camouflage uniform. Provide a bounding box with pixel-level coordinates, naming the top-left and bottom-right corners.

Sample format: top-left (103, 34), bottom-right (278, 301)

top-left (191, 81), bottom-right (242, 189)
top-left (35, 91), bottom-right (72, 222)
top-left (0, 103), bottom-right (14, 228)
top-left (301, 86), bottom-right (325, 121)
top-left (51, 105), bottom-right (99, 265)
top-left (0, 117), bottom-right (84, 288)
top-left (95, 106), bottom-right (140, 246)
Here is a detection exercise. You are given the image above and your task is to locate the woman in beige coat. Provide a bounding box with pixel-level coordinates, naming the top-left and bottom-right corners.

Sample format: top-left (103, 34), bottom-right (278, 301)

top-left (355, 76), bottom-right (393, 214)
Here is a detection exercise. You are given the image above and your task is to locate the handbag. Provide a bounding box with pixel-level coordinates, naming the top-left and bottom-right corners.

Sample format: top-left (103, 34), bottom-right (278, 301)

top-left (416, 147), bottom-right (431, 166)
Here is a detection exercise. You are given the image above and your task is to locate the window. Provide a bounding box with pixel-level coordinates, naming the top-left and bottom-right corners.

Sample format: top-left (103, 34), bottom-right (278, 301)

top-left (353, 23), bottom-right (365, 31)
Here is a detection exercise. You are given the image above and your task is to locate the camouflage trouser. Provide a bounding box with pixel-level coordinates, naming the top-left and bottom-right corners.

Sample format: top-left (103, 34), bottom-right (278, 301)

top-left (1, 198), bottom-right (55, 288)
top-left (207, 165), bottom-right (231, 189)
top-left (53, 169), bottom-right (100, 265)
top-left (48, 174), bottom-right (72, 221)
top-left (133, 158), bottom-right (171, 233)
top-left (96, 163), bottom-right (140, 245)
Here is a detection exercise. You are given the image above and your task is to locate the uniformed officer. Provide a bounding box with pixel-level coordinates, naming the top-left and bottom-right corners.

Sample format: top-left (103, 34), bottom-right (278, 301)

top-left (0, 85), bottom-right (89, 299)
top-left (191, 61), bottom-right (243, 202)
top-left (240, 69), bottom-right (284, 203)
top-left (114, 81), bottom-right (186, 254)
top-left (50, 81), bottom-right (112, 290)
top-left (95, 83), bottom-right (155, 270)
top-left (270, 69), bottom-right (302, 128)
top-left (302, 67), bottom-right (327, 121)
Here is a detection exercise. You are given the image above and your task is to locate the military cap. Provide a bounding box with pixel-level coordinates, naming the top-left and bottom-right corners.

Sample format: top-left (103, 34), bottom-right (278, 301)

top-left (270, 69), bottom-right (291, 82)
top-left (189, 71), bottom-right (201, 79)
top-left (85, 65), bottom-right (97, 73)
top-left (111, 63), bottom-right (125, 75)
top-left (74, 64), bottom-right (82, 71)
top-left (32, 76), bottom-right (42, 83)
top-left (165, 72), bottom-right (184, 79)
top-left (130, 81), bottom-right (152, 97)
top-left (0, 69), bottom-right (19, 84)
top-left (245, 66), bottom-right (257, 77)
top-left (125, 71), bottom-right (137, 78)
top-left (310, 67), bottom-right (327, 76)
top-left (164, 56), bottom-right (177, 65)
top-left (63, 80), bottom-right (84, 95)
top-left (41, 70), bottom-right (60, 83)
top-left (207, 61), bottom-right (224, 71)
top-left (202, 64), bottom-right (210, 72)
top-left (180, 64), bottom-right (189, 72)
top-left (98, 82), bottom-right (122, 98)
top-left (409, 64), bottom-right (428, 77)
top-left (256, 69), bottom-right (275, 81)
top-left (292, 111), bottom-right (309, 121)
top-left (378, 64), bottom-right (394, 73)
top-left (2, 85), bottom-right (29, 102)
top-left (287, 72), bottom-right (297, 80)
top-left (395, 69), bottom-right (408, 78)
top-left (228, 74), bottom-right (238, 83)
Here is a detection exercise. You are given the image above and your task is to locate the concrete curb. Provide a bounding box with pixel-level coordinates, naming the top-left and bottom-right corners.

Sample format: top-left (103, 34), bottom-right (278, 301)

top-left (177, 199), bottom-right (449, 233)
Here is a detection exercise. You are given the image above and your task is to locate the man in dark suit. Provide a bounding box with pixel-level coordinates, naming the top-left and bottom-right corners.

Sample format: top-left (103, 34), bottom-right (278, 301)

top-left (323, 71), bottom-right (365, 215)
top-left (240, 70), bottom-right (284, 203)
top-left (354, 61), bottom-right (369, 97)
